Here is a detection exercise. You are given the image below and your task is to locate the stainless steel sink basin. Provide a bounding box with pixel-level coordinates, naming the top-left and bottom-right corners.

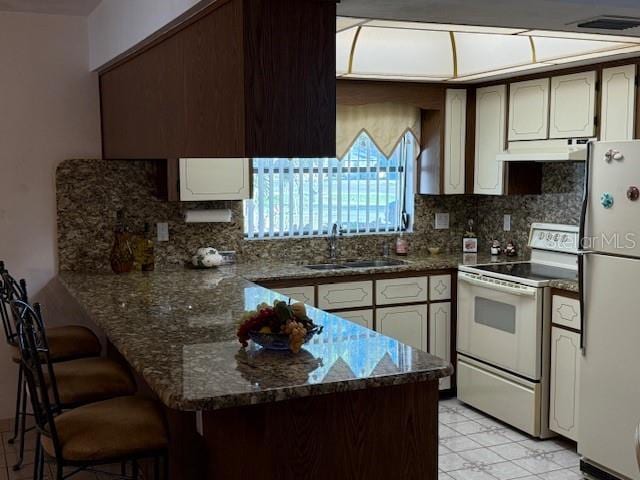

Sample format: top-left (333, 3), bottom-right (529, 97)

top-left (305, 263), bottom-right (347, 270)
top-left (304, 258), bottom-right (406, 270)
top-left (343, 259), bottom-right (406, 268)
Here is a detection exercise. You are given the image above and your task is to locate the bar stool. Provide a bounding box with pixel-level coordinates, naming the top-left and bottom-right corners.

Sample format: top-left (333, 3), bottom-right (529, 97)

top-left (0, 264), bottom-right (130, 470)
top-left (12, 299), bottom-right (169, 480)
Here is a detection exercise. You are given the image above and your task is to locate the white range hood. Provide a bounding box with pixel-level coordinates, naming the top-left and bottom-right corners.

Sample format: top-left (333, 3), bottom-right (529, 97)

top-left (497, 139), bottom-right (590, 162)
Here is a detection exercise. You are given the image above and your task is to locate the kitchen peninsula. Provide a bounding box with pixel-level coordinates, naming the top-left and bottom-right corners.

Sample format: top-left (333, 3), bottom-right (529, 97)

top-left (58, 268), bottom-right (452, 480)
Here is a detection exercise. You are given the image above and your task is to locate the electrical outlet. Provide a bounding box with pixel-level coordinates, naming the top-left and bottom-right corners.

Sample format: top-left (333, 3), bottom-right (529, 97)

top-left (435, 212), bottom-right (450, 230)
top-left (503, 215), bottom-right (511, 232)
top-left (157, 222), bottom-right (169, 242)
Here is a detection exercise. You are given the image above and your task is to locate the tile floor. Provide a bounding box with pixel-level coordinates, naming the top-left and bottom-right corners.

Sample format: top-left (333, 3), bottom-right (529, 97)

top-left (439, 398), bottom-right (582, 480)
top-left (1, 397), bottom-right (583, 479)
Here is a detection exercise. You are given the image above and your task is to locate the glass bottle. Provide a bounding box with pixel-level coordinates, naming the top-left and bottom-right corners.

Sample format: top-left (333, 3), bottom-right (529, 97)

top-left (110, 210), bottom-right (135, 274)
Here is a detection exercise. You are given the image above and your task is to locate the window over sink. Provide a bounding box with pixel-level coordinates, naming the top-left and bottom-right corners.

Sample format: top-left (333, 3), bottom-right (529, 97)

top-left (244, 132), bottom-right (415, 239)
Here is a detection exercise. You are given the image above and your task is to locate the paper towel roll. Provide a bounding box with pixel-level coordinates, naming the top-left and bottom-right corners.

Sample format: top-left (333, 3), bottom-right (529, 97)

top-left (184, 209), bottom-right (232, 223)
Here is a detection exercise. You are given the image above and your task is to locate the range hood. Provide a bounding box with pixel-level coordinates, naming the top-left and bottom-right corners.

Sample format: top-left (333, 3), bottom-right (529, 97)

top-left (497, 139), bottom-right (590, 162)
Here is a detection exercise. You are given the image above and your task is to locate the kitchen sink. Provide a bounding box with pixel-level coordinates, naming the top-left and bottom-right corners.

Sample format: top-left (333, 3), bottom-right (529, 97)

top-left (305, 263), bottom-right (347, 270)
top-left (343, 259), bottom-right (406, 268)
top-left (305, 258), bottom-right (406, 270)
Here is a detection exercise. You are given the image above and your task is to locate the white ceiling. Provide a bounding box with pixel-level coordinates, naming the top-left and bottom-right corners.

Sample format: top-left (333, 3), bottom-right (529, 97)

top-left (338, 0), bottom-right (640, 38)
top-left (0, 0), bottom-right (101, 16)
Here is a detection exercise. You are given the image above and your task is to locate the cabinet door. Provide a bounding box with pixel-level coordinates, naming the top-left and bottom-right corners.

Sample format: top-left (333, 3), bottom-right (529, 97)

top-left (508, 78), bottom-right (549, 141)
top-left (549, 71), bottom-right (596, 139)
top-left (375, 276), bottom-right (429, 306)
top-left (376, 304), bottom-right (428, 352)
top-left (317, 281), bottom-right (373, 310)
top-left (444, 89), bottom-right (467, 194)
top-left (549, 327), bottom-right (580, 441)
top-left (179, 158), bottom-right (251, 201)
top-left (474, 85), bottom-right (506, 195)
top-left (601, 64), bottom-right (636, 141)
top-left (429, 302), bottom-right (452, 390)
top-left (273, 286), bottom-right (315, 306)
top-left (337, 309), bottom-right (374, 330)
top-left (429, 274), bottom-right (451, 302)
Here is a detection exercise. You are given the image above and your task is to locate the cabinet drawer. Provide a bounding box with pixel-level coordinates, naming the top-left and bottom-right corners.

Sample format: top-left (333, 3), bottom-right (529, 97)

top-left (429, 274), bottom-right (452, 301)
top-left (549, 327), bottom-right (580, 441)
top-left (458, 357), bottom-right (540, 436)
top-left (317, 281), bottom-right (373, 310)
top-left (376, 304), bottom-right (428, 352)
top-left (552, 295), bottom-right (580, 330)
top-left (273, 286), bottom-right (315, 306)
top-left (337, 309), bottom-right (374, 330)
top-left (375, 276), bottom-right (429, 306)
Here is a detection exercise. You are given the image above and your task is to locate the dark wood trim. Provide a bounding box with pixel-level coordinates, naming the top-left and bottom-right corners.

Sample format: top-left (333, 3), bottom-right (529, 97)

top-left (464, 88), bottom-right (476, 194)
top-left (257, 268), bottom-right (456, 289)
top-left (202, 380), bottom-right (439, 480)
top-left (418, 109), bottom-right (444, 194)
top-left (98, 0), bottom-right (233, 75)
top-left (503, 162), bottom-right (543, 195)
top-left (551, 288), bottom-right (580, 300)
top-left (551, 324), bottom-right (582, 335)
top-left (337, 79), bottom-right (445, 110)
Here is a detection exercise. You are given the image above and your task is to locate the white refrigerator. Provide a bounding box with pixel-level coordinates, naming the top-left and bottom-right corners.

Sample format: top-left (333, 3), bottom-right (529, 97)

top-left (579, 140), bottom-right (640, 480)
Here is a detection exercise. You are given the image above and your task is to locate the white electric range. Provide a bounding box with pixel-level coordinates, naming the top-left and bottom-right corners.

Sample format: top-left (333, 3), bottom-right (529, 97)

top-left (456, 223), bottom-right (579, 438)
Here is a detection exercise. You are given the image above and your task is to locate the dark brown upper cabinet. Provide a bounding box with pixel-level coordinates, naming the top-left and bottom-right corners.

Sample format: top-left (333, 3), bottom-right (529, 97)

top-left (99, 0), bottom-right (337, 160)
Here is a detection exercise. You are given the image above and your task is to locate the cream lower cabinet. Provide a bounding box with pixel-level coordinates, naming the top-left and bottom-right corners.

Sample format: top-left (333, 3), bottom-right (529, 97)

top-left (337, 309), bottom-right (374, 330)
top-left (549, 327), bottom-right (580, 441)
top-left (317, 281), bottom-right (373, 310)
top-left (429, 302), bottom-right (451, 390)
top-left (376, 304), bottom-right (428, 352)
top-left (474, 85), bottom-right (506, 195)
top-left (273, 286), bottom-right (315, 306)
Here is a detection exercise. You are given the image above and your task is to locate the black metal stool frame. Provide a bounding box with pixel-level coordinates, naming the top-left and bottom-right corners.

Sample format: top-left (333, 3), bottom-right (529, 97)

top-left (12, 299), bottom-right (169, 480)
top-left (0, 263), bottom-right (33, 471)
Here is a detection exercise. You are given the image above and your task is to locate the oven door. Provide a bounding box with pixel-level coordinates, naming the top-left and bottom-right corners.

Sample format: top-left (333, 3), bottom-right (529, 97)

top-left (457, 272), bottom-right (543, 380)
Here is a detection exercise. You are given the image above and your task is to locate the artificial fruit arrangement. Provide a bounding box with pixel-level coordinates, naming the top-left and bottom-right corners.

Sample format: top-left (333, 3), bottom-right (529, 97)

top-left (237, 300), bottom-right (322, 353)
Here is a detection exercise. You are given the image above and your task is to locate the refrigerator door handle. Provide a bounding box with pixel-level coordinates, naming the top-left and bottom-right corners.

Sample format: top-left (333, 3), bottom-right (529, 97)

top-left (577, 250), bottom-right (595, 355)
top-left (579, 142), bottom-right (593, 250)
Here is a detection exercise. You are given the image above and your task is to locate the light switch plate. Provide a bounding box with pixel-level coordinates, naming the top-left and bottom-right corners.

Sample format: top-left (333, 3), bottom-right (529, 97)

top-left (503, 215), bottom-right (511, 232)
top-left (157, 222), bottom-right (169, 242)
top-left (435, 213), bottom-right (450, 230)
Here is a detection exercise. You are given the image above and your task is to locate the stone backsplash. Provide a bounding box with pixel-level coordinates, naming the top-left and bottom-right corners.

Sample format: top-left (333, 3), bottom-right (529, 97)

top-left (56, 159), bottom-right (583, 272)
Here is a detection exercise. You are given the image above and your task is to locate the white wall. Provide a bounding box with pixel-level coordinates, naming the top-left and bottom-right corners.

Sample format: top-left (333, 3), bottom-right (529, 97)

top-left (0, 11), bottom-right (101, 419)
top-left (88, 0), bottom-right (214, 70)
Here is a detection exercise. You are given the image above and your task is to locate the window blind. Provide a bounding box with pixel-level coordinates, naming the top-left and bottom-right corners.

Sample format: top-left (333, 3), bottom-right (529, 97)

top-left (244, 132), bottom-right (414, 239)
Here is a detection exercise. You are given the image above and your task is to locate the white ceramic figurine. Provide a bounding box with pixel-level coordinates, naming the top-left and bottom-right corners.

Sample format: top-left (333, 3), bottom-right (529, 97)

top-left (192, 247), bottom-right (223, 268)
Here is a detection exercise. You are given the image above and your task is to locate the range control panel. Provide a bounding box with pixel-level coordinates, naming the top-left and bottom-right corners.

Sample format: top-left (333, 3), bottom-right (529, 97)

top-left (528, 223), bottom-right (579, 253)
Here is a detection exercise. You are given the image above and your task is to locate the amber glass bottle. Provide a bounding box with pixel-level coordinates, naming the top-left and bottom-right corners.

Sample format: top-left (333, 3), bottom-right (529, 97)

top-left (110, 210), bottom-right (135, 274)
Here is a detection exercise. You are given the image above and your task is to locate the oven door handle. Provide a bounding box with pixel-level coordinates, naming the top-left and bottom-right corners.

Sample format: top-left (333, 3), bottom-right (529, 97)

top-left (458, 274), bottom-right (537, 297)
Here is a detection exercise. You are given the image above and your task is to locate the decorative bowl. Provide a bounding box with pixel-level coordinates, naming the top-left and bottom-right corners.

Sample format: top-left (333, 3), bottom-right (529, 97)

top-left (248, 326), bottom-right (323, 351)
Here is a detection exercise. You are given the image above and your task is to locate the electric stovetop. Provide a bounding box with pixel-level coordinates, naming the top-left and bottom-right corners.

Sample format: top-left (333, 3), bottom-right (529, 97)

top-left (470, 261), bottom-right (578, 283)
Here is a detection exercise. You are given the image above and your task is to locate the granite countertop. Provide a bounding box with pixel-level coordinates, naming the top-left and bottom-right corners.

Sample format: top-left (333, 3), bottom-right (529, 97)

top-left (549, 279), bottom-right (579, 293)
top-left (234, 252), bottom-right (527, 283)
top-left (59, 270), bottom-right (454, 412)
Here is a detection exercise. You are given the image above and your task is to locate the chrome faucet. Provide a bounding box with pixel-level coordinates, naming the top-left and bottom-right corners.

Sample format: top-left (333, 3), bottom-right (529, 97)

top-left (328, 223), bottom-right (339, 260)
